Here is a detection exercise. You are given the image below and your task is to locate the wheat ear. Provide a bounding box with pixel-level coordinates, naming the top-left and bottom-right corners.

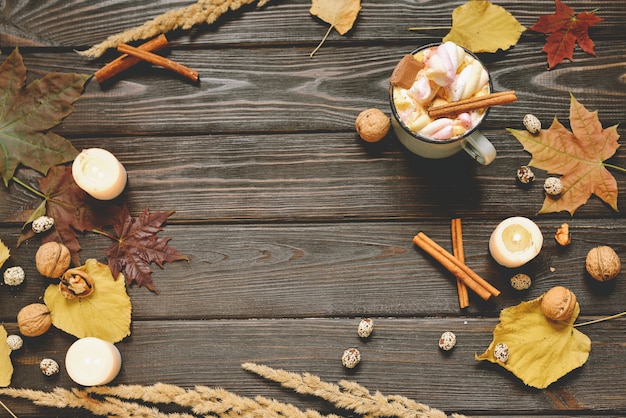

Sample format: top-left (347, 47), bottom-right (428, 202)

top-left (79, 0), bottom-right (270, 59)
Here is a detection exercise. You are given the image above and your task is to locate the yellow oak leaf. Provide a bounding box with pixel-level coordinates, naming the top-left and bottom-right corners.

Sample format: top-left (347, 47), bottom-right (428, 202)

top-left (309, 0), bottom-right (361, 56)
top-left (44, 259), bottom-right (132, 343)
top-left (476, 294), bottom-right (590, 389)
top-left (443, 0), bottom-right (526, 53)
top-left (0, 325), bottom-right (12, 387)
top-left (0, 239), bottom-right (9, 268)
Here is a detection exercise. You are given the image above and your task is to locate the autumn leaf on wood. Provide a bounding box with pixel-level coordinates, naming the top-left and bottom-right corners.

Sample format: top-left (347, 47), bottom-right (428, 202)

top-left (309, 0), bottom-right (361, 57)
top-left (105, 205), bottom-right (188, 292)
top-left (17, 166), bottom-right (121, 266)
top-left (0, 48), bottom-right (91, 186)
top-left (508, 94), bottom-right (620, 215)
top-left (44, 259), bottom-right (131, 343)
top-left (0, 239), bottom-right (9, 269)
top-left (0, 325), bottom-right (12, 387)
top-left (530, 0), bottom-right (602, 69)
top-left (441, 1), bottom-right (526, 53)
top-left (476, 294), bottom-right (590, 388)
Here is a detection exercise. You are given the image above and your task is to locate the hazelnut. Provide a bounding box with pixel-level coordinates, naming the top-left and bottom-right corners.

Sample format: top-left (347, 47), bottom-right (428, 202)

top-left (541, 286), bottom-right (577, 321)
top-left (59, 268), bottom-right (95, 299)
top-left (17, 303), bottom-right (52, 337)
top-left (555, 223), bottom-right (571, 246)
top-left (586, 246), bottom-right (620, 281)
top-left (355, 108), bottom-right (390, 142)
top-left (36, 242), bottom-right (71, 278)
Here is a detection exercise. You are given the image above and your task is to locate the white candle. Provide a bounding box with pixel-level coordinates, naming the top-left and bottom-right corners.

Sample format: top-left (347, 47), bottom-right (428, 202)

top-left (65, 337), bottom-right (122, 386)
top-left (72, 148), bottom-right (127, 200)
top-left (489, 216), bottom-right (543, 268)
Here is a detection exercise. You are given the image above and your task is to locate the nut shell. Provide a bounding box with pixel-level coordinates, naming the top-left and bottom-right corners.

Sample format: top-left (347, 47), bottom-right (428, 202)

top-left (355, 108), bottom-right (390, 142)
top-left (586, 246), bottom-right (620, 281)
top-left (17, 303), bottom-right (52, 337)
top-left (555, 223), bottom-right (571, 246)
top-left (36, 242), bottom-right (71, 278)
top-left (541, 286), bottom-right (577, 321)
top-left (59, 268), bottom-right (95, 299)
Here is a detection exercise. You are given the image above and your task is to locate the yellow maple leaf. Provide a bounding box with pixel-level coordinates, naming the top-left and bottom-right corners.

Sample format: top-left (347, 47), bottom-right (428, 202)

top-left (0, 239), bottom-right (9, 269)
top-left (443, 0), bottom-right (526, 53)
top-left (309, 0), bottom-right (361, 56)
top-left (0, 325), bottom-right (13, 387)
top-left (476, 294), bottom-right (590, 388)
top-left (44, 259), bottom-right (132, 343)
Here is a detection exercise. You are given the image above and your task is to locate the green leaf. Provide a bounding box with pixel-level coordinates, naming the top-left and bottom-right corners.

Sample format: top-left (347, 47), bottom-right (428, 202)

top-left (0, 325), bottom-right (13, 387)
top-left (476, 294), bottom-right (591, 388)
top-left (44, 259), bottom-right (132, 343)
top-left (0, 48), bottom-right (91, 186)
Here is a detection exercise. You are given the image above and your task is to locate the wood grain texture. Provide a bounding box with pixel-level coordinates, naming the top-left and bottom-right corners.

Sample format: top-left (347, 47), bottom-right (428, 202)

top-left (0, 0), bottom-right (625, 416)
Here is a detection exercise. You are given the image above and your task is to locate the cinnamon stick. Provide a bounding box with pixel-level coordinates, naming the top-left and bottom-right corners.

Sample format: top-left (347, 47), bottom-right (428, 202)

top-left (117, 43), bottom-right (199, 82)
top-left (413, 232), bottom-right (500, 300)
top-left (95, 35), bottom-right (169, 83)
top-left (451, 218), bottom-right (469, 309)
top-left (428, 90), bottom-right (517, 119)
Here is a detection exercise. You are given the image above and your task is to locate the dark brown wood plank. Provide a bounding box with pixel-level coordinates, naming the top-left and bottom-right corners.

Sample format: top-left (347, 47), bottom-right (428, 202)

top-left (2, 220), bottom-right (625, 321)
top-left (1, 0), bottom-right (623, 48)
top-left (2, 131), bottom-right (625, 223)
top-left (6, 41), bottom-right (622, 138)
top-left (2, 318), bottom-right (625, 417)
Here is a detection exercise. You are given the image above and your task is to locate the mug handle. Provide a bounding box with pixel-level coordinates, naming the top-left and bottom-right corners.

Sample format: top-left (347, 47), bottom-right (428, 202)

top-left (462, 130), bottom-right (496, 165)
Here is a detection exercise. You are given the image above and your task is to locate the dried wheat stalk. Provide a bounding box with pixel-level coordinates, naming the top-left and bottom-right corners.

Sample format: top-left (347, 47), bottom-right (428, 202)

top-left (79, 0), bottom-right (270, 59)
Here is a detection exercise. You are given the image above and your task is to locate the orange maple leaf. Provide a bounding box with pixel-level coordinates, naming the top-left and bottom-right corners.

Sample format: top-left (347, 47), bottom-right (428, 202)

top-left (530, 0), bottom-right (603, 69)
top-left (508, 94), bottom-right (620, 215)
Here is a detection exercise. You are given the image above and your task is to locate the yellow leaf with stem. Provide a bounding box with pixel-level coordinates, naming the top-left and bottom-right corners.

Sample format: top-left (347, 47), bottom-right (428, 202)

top-left (0, 239), bottom-right (9, 268)
top-left (443, 1), bottom-right (525, 52)
top-left (309, 0), bottom-right (361, 57)
top-left (0, 325), bottom-right (12, 387)
top-left (476, 293), bottom-right (590, 388)
top-left (44, 259), bottom-right (132, 343)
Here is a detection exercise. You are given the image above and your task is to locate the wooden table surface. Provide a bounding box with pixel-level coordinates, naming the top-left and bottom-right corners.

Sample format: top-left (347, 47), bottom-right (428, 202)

top-left (1, 1), bottom-right (625, 416)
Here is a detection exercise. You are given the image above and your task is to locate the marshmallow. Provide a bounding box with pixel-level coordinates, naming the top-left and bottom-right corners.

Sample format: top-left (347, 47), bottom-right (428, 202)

top-left (408, 76), bottom-right (439, 105)
top-left (424, 42), bottom-right (465, 86)
top-left (419, 118), bottom-right (454, 140)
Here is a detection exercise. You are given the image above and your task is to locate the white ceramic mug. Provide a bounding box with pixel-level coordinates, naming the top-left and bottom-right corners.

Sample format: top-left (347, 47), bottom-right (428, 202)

top-left (389, 43), bottom-right (497, 165)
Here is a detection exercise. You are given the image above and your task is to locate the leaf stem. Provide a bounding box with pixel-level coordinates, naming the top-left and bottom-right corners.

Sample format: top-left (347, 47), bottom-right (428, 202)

top-left (310, 23), bottom-right (334, 58)
top-left (574, 310), bottom-right (626, 327)
top-left (11, 176), bottom-right (46, 199)
top-left (604, 163), bottom-right (626, 174)
top-left (0, 400), bottom-right (18, 418)
top-left (92, 228), bottom-right (118, 242)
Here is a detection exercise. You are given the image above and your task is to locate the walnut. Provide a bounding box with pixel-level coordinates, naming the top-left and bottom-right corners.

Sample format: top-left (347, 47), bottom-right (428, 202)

top-left (36, 242), bottom-right (71, 278)
top-left (17, 303), bottom-right (52, 337)
top-left (59, 268), bottom-right (95, 299)
top-left (586, 246), bottom-right (620, 281)
top-left (554, 223), bottom-right (571, 246)
top-left (541, 286), bottom-right (577, 321)
top-left (355, 108), bottom-right (390, 142)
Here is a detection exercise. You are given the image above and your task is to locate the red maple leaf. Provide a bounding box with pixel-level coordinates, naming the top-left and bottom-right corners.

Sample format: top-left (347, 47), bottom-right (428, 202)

top-left (530, 0), bottom-right (602, 69)
top-left (105, 205), bottom-right (188, 292)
